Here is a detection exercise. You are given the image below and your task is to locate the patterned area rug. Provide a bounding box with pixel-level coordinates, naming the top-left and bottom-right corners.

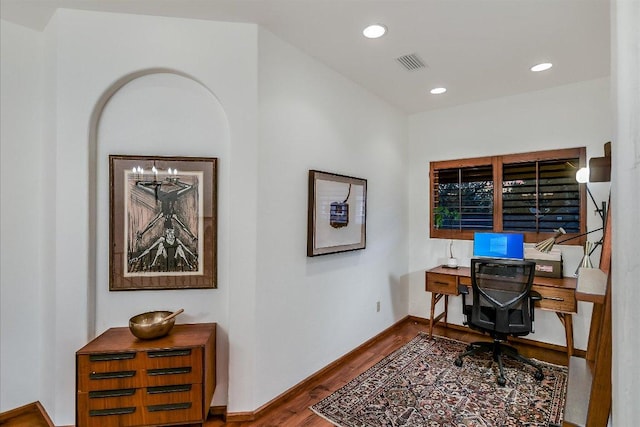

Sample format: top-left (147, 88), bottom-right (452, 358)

top-left (311, 333), bottom-right (567, 427)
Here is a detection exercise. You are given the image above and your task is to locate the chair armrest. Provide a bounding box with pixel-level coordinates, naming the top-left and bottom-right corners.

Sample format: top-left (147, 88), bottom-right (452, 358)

top-left (458, 284), bottom-right (469, 295)
top-left (529, 290), bottom-right (542, 302)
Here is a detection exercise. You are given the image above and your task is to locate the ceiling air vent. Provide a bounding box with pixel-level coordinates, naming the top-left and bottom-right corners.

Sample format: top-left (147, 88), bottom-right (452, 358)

top-left (395, 53), bottom-right (426, 71)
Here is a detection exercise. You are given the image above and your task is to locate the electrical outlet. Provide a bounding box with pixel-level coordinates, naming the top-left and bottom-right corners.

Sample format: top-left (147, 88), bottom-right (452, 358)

top-left (376, 301), bottom-right (381, 312)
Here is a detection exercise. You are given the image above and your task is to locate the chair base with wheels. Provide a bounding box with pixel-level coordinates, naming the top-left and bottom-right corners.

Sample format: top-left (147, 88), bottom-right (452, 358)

top-left (454, 338), bottom-right (544, 386)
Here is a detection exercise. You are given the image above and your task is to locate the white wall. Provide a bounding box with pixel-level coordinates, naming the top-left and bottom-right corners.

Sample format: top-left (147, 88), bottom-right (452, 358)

top-left (0, 20), bottom-right (46, 412)
top-left (408, 78), bottom-right (612, 351)
top-left (254, 29), bottom-right (409, 408)
top-left (612, 0), bottom-right (640, 424)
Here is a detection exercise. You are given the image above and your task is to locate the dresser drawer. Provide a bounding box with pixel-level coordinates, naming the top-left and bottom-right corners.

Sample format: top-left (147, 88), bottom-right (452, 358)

top-left (426, 272), bottom-right (459, 295)
top-left (142, 347), bottom-right (200, 368)
top-left (142, 365), bottom-right (201, 387)
top-left (142, 395), bottom-right (201, 426)
top-left (77, 353), bottom-right (142, 391)
top-left (77, 352), bottom-right (138, 382)
top-left (77, 391), bottom-right (142, 427)
top-left (142, 347), bottom-right (202, 386)
top-left (533, 285), bottom-right (576, 313)
top-left (143, 384), bottom-right (202, 418)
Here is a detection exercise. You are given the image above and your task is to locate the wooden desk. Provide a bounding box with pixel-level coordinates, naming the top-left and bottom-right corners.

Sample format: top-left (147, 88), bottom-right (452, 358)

top-left (425, 265), bottom-right (577, 357)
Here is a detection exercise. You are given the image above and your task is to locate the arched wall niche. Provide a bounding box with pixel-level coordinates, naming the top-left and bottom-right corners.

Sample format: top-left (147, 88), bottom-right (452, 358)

top-left (87, 68), bottom-right (231, 403)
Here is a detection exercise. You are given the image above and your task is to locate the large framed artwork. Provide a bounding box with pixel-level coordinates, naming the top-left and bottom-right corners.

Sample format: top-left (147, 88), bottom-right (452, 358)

top-left (109, 155), bottom-right (217, 290)
top-left (307, 170), bottom-right (367, 256)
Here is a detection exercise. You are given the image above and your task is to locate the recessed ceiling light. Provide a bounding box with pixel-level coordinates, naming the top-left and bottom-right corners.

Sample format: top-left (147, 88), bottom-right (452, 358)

top-left (363, 24), bottom-right (387, 39)
top-left (530, 62), bottom-right (553, 72)
top-left (430, 87), bottom-right (447, 95)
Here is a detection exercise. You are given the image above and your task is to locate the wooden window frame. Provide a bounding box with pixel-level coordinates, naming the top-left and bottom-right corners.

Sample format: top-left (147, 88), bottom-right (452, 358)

top-left (429, 147), bottom-right (587, 244)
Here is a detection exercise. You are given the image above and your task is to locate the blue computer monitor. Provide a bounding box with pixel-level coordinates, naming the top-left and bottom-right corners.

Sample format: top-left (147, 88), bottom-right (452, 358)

top-left (473, 232), bottom-right (524, 260)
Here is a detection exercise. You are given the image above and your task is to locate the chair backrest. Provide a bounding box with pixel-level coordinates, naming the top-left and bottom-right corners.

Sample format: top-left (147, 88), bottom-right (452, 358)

top-left (470, 258), bottom-right (536, 335)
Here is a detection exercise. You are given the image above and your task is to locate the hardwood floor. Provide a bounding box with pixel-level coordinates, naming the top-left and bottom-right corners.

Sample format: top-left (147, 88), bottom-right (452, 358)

top-left (203, 317), bottom-right (569, 426)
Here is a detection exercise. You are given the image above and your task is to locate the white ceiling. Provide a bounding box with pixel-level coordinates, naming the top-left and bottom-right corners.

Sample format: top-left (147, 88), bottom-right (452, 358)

top-left (0, 0), bottom-right (611, 114)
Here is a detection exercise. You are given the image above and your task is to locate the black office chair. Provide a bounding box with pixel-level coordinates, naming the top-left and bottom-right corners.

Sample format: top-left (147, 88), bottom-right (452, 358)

top-left (454, 258), bottom-right (544, 386)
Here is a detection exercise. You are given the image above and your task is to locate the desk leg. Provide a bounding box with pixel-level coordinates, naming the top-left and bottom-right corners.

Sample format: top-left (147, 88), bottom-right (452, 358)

top-left (429, 293), bottom-right (447, 339)
top-left (429, 292), bottom-right (437, 338)
top-left (556, 312), bottom-right (574, 359)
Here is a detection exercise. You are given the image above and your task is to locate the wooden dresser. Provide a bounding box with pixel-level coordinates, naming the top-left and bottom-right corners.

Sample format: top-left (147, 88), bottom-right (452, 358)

top-left (76, 323), bottom-right (216, 427)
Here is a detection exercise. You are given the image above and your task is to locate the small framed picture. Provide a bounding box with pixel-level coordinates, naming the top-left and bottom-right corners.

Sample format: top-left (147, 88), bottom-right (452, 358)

top-left (109, 155), bottom-right (217, 290)
top-left (307, 170), bottom-right (367, 256)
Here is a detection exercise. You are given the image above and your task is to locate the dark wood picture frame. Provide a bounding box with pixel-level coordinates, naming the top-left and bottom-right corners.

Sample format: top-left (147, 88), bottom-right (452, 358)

top-left (307, 170), bottom-right (367, 256)
top-left (109, 155), bottom-right (217, 290)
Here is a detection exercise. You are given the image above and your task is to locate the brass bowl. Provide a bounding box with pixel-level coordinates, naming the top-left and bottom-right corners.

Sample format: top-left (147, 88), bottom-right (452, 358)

top-left (129, 311), bottom-right (175, 340)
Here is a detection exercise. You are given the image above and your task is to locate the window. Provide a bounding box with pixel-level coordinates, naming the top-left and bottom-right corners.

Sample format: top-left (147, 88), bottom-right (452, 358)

top-left (430, 148), bottom-right (586, 243)
top-left (433, 164), bottom-right (493, 231)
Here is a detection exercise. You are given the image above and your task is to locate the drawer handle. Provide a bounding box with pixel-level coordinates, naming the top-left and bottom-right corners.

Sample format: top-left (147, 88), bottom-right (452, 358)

top-left (89, 352), bottom-right (136, 362)
top-left (543, 296), bottom-right (564, 302)
top-left (148, 349), bottom-right (191, 358)
top-left (90, 370), bottom-right (136, 380)
top-left (89, 388), bottom-right (136, 398)
top-left (89, 407), bottom-right (136, 417)
top-left (147, 367), bottom-right (192, 376)
top-left (147, 402), bottom-right (192, 412)
top-left (147, 384), bottom-right (192, 394)
top-left (433, 281), bottom-right (450, 286)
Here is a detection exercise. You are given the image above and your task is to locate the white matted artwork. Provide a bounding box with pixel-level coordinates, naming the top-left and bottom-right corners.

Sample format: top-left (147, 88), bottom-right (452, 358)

top-left (307, 170), bottom-right (367, 256)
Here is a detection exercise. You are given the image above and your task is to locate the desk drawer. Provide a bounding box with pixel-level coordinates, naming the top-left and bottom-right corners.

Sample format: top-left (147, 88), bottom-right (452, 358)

top-left (533, 285), bottom-right (576, 313)
top-left (426, 273), bottom-right (459, 295)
